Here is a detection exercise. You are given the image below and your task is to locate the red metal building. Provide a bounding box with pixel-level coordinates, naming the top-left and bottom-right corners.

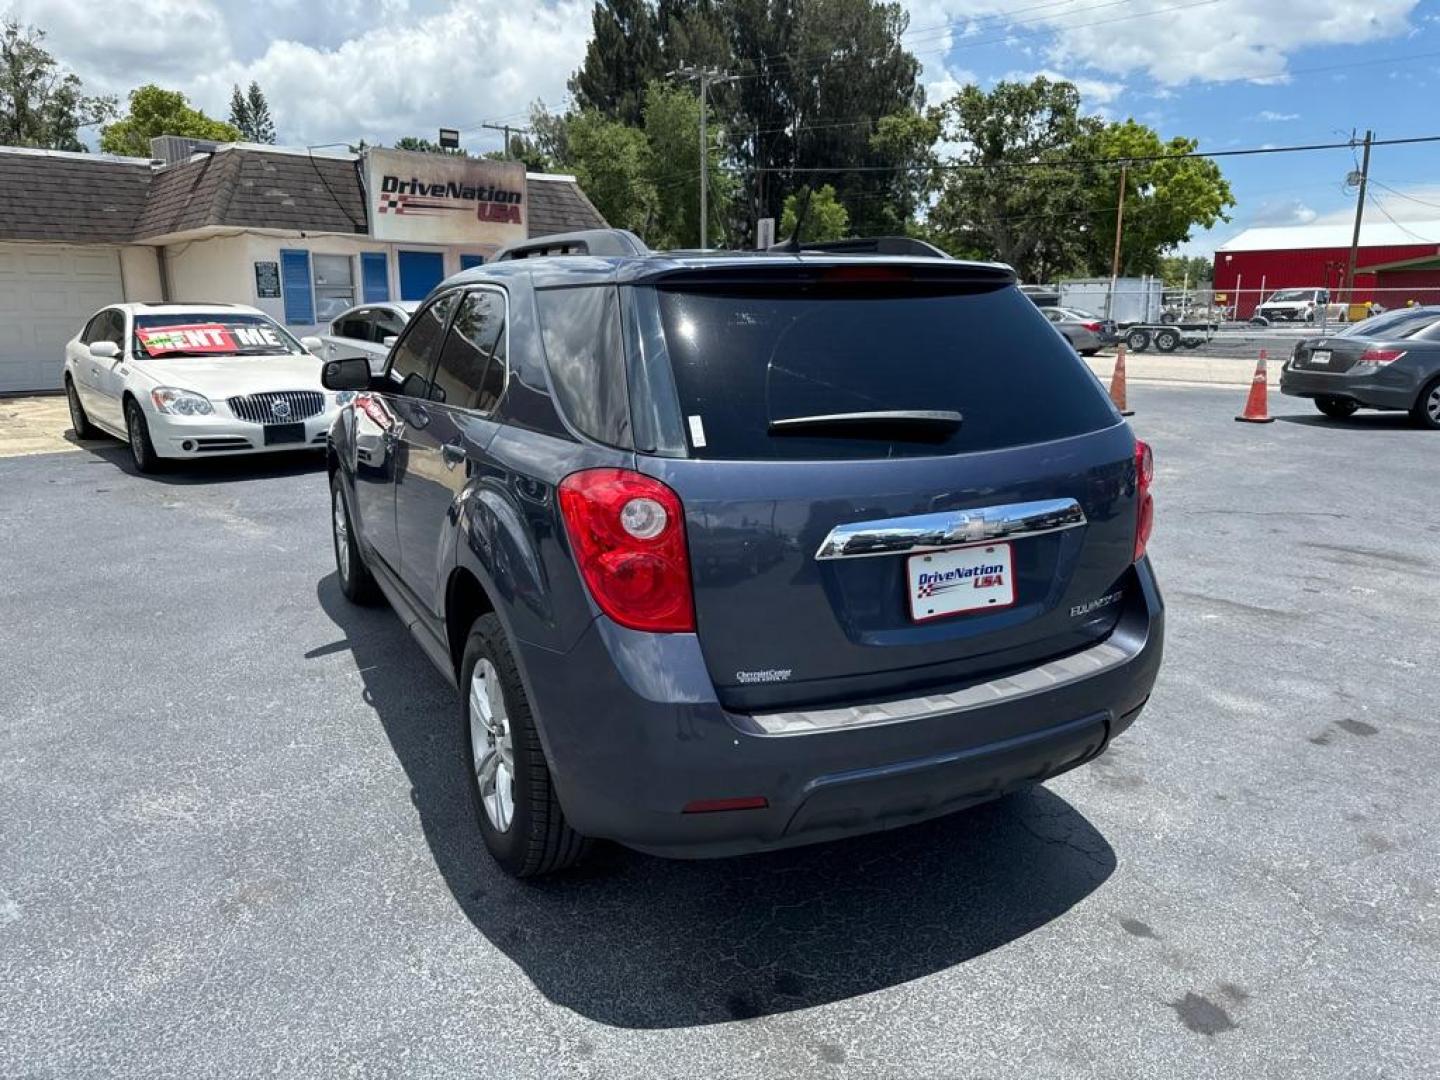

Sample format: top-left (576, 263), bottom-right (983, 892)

top-left (1213, 220), bottom-right (1440, 318)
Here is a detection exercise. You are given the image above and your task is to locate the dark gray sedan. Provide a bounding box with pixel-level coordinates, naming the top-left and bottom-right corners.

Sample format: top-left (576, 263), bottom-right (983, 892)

top-left (1281, 306), bottom-right (1440, 429)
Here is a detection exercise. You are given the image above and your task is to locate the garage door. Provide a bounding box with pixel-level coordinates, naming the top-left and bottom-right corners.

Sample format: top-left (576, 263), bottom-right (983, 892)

top-left (0, 244), bottom-right (124, 394)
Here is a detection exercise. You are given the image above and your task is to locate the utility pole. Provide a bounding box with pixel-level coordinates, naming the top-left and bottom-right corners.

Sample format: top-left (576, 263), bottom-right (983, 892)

top-left (481, 123), bottom-right (531, 159)
top-left (1107, 162), bottom-right (1128, 320)
top-left (669, 66), bottom-right (733, 249)
top-left (1344, 129), bottom-right (1374, 306)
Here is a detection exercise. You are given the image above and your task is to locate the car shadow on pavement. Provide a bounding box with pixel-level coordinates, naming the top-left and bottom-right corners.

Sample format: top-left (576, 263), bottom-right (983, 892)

top-left (76, 439), bottom-right (326, 483)
top-left (316, 573), bottom-right (1117, 1029)
top-left (1277, 412), bottom-right (1419, 430)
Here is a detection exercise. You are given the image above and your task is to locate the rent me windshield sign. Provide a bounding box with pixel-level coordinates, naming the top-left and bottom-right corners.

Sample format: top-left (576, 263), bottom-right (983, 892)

top-left (137, 323), bottom-right (284, 356)
top-left (364, 148), bottom-right (527, 248)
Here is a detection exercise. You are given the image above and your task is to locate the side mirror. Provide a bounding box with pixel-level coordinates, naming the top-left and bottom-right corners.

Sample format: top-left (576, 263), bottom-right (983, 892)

top-left (300, 335), bottom-right (325, 354)
top-left (88, 341), bottom-right (120, 360)
top-left (322, 356), bottom-right (372, 391)
top-left (382, 336), bottom-right (399, 349)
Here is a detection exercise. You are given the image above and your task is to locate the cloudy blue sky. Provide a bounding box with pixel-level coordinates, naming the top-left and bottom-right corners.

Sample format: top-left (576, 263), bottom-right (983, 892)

top-left (18, 0), bottom-right (1440, 256)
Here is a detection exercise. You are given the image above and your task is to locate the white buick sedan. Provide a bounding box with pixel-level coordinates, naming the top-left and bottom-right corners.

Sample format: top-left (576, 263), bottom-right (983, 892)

top-left (63, 303), bottom-right (351, 473)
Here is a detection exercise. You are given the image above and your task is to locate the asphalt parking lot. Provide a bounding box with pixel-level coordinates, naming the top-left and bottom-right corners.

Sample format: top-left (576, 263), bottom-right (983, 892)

top-left (2, 385), bottom-right (1437, 1079)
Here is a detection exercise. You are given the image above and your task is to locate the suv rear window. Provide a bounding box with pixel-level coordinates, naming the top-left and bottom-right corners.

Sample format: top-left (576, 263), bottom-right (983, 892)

top-left (653, 280), bottom-right (1117, 460)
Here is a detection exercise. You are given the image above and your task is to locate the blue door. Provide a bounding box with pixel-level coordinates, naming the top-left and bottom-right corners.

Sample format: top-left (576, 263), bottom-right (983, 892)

top-left (279, 249), bottom-right (314, 324)
top-left (460, 254), bottom-right (486, 271)
top-left (397, 251), bottom-right (445, 301)
top-left (361, 252), bottom-right (389, 303)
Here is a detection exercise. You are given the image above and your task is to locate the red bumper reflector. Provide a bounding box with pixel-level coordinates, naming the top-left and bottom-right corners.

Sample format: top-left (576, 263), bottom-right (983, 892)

top-left (682, 796), bottom-right (769, 814)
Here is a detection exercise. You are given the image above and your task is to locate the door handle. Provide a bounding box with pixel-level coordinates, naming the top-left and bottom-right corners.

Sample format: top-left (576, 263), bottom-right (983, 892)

top-left (441, 441), bottom-right (465, 469)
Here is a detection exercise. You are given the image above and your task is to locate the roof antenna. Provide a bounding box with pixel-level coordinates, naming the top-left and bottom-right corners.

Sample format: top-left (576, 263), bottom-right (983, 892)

top-left (772, 186), bottom-right (812, 253)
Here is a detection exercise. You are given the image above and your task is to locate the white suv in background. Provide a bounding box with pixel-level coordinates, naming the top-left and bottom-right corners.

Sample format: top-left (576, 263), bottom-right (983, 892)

top-left (317, 301), bottom-right (419, 374)
top-left (63, 302), bottom-right (344, 473)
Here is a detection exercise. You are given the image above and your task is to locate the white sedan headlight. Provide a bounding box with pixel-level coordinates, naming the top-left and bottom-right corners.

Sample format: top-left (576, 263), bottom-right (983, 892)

top-left (150, 387), bottom-right (214, 415)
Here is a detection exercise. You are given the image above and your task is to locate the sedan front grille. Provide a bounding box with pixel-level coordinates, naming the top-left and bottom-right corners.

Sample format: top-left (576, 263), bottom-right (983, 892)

top-left (226, 390), bottom-right (325, 424)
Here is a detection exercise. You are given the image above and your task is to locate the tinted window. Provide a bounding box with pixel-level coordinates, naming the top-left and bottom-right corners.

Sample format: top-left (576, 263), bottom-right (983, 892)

top-left (81, 311), bottom-right (112, 344)
top-left (335, 311), bottom-right (373, 341)
top-left (1336, 309), bottom-right (1438, 338)
top-left (536, 286), bottom-right (630, 447)
top-left (374, 308), bottom-right (406, 340)
top-left (387, 292), bottom-right (457, 399)
top-left (429, 289), bottom-right (506, 412)
top-left (654, 281), bottom-right (1117, 460)
top-left (102, 310), bottom-right (126, 347)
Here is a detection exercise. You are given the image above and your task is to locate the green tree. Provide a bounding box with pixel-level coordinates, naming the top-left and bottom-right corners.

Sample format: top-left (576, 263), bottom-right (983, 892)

top-left (868, 107), bottom-right (941, 234)
top-left (99, 85), bottom-right (239, 156)
top-left (563, 110), bottom-right (657, 235)
top-left (1158, 254), bottom-right (1213, 286)
top-left (1079, 121), bottom-right (1233, 276)
top-left (642, 79), bottom-right (735, 247)
top-left (228, 81), bottom-right (275, 143)
top-left (928, 78), bottom-right (1100, 283)
top-left (779, 184), bottom-right (849, 242)
top-left (570, 0), bottom-right (662, 127)
top-left (570, 0), bottom-right (923, 234)
top-left (393, 136), bottom-right (467, 156)
top-left (0, 18), bottom-right (115, 150)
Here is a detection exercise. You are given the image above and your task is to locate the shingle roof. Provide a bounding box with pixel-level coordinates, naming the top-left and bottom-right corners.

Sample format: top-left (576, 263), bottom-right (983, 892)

top-left (133, 149), bottom-right (367, 238)
top-left (526, 175), bottom-right (608, 236)
top-left (0, 150), bottom-right (152, 243)
top-left (0, 146), bottom-right (607, 244)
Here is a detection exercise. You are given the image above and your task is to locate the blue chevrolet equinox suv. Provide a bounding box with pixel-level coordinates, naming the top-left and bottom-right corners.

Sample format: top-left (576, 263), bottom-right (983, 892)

top-left (322, 229), bottom-right (1164, 877)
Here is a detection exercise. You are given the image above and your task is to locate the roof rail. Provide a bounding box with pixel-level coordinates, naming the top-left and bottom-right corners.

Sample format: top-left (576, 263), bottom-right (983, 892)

top-left (769, 235), bottom-right (952, 259)
top-left (493, 228), bottom-right (650, 262)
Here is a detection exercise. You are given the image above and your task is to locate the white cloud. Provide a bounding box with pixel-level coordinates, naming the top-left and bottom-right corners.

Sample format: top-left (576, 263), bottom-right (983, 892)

top-left (1249, 198), bottom-right (1319, 226)
top-left (1255, 110), bottom-right (1300, 122)
top-left (895, 0), bottom-right (1418, 87)
top-left (1309, 186), bottom-right (1440, 225)
top-left (1003, 67), bottom-right (1125, 110)
top-left (11, 0), bottom-right (590, 150)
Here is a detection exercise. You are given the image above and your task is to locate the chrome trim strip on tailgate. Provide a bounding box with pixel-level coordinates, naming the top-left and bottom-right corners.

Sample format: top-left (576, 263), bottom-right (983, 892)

top-left (814, 497), bottom-right (1086, 561)
top-left (750, 638), bottom-right (1130, 736)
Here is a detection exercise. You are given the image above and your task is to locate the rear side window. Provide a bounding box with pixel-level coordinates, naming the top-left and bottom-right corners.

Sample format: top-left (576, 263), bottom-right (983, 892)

top-left (653, 281), bottom-right (1117, 460)
top-left (335, 311), bottom-right (373, 341)
top-left (386, 292), bottom-right (456, 398)
top-left (536, 285), bottom-right (631, 447)
top-left (429, 289), bottom-right (507, 412)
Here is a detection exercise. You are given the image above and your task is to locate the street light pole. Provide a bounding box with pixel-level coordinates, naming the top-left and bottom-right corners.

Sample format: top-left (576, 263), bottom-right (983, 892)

top-left (669, 65), bottom-right (732, 249)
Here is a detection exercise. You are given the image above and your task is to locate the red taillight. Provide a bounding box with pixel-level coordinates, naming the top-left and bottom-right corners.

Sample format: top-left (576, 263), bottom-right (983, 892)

top-left (558, 468), bottom-right (695, 633)
top-left (1361, 347), bottom-right (1406, 364)
top-left (1081, 321), bottom-right (1102, 332)
top-left (1134, 440), bottom-right (1154, 563)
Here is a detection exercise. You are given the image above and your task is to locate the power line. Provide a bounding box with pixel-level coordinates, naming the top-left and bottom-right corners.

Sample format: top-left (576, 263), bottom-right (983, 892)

top-left (1365, 192), bottom-right (1440, 244)
top-left (748, 134), bottom-right (1440, 174)
top-left (1369, 180), bottom-right (1440, 212)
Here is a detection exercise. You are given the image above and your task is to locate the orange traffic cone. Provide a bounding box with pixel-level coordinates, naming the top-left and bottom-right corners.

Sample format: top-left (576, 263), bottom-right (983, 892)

top-left (1235, 349), bottom-right (1275, 424)
top-left (1108, 345), bottom-right (1134, 416)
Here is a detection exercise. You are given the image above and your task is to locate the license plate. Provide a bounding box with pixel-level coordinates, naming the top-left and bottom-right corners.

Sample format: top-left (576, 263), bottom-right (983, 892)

top-left (1310, 350), bottom-right (1331, 367)
top-left (263, 422), bottom-right (306, 446)
top-left (908, 542), bottom-right (1015, 622)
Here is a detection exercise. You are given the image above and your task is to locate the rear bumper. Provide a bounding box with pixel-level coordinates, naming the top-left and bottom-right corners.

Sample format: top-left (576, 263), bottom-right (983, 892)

top-left (1279, 366), bottom-right (1420, 410)
top-left (514, 559), bottom-right (1165, 858)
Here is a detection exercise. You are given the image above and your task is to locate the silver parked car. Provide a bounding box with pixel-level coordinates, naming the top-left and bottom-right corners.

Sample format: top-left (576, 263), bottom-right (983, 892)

top-left (1042, 307), bottom-right (1113, 356)
top-left (317, 301), bottom-right (420, 374)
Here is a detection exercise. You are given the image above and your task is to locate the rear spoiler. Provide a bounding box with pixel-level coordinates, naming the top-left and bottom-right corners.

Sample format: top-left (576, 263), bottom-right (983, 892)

top-left (635, 260), bottom-right (1017, 289)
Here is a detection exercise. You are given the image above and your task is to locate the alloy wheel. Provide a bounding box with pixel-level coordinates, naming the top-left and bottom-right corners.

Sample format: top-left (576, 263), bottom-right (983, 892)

top-left (333, 494), bottom-right (351, 581)
top-left (470, 658), bottom-right (515, 832)
top-left (1428, 386), bottom-right (1440, 424)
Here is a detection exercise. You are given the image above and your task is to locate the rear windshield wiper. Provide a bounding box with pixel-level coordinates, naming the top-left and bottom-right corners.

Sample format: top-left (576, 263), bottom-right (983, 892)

top-left (768, 409), bottom-right (964, 436)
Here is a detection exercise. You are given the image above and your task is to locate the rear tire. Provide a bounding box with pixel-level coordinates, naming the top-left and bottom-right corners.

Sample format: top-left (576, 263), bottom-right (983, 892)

top-left (462, 613), bottom-right (589, 878)
top-left (330, 472), bottom-right (380, 604)
top-left (1125, 328), bottom-right (1150, 352)
top-left (1080, 347), bottom-right (1100, 357)
top-left (65, 378), bottom-right (99, 439)
top-left (123, 397), bottom-right (162, 474)
top-left (1153, 328), bottom-right (1180, 352)
top-left (1412, 377), bottom-right (1440, 430)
